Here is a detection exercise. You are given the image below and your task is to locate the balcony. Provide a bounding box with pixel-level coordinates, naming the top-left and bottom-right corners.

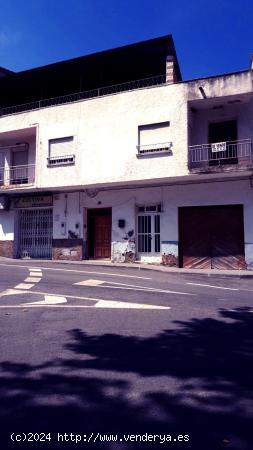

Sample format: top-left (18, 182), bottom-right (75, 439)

top-left (0, 75), bottom-right (166, 118)
top-left (188, 139), bottom-right (253, 173)
top-left (0, 164), bottom-right (35, 188)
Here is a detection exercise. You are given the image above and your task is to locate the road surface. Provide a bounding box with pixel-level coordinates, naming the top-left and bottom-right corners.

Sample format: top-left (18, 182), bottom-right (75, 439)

top-left (0, 260), bottom-right (252, 449)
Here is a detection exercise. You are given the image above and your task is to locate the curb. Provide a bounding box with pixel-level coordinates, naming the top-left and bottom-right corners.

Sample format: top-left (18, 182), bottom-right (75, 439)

top-left (0, 257), bottom-right (253, 278)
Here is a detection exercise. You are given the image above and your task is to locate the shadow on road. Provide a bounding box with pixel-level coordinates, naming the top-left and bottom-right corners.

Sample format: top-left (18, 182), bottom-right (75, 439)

top-left (0, 307), bottom-right (252, 449)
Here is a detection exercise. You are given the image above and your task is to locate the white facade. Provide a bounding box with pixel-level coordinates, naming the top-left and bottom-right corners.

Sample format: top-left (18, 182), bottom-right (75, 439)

top-left (0, 83), bottom-right (189, 188)
top-left (0, 39), bottom-right (253, 269)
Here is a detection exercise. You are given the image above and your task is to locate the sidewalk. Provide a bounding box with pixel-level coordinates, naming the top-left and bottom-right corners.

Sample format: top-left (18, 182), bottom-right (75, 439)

top-left (0, 256), bottom-right (252, 278)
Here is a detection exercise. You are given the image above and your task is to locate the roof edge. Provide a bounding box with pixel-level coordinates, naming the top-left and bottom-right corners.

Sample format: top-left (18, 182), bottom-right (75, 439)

top-left (14, 34), bottom-right (179, 76)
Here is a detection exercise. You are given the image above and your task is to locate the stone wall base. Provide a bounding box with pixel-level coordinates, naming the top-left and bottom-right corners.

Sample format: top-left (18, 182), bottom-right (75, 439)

top-left (161, 253), bottom-right (179, 267)
top-left (0, 240), bottom-right (14, 258)
top-left (52, 239), bottom-right (83, 261)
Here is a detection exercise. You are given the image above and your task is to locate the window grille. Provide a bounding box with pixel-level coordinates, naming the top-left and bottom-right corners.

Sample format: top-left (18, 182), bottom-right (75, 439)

top-left (137, 208), bottom-right (161, 254)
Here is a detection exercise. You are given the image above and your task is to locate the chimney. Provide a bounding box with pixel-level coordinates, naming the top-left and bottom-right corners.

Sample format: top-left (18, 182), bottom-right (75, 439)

top-left (166, 55), bottom-right (176, 83)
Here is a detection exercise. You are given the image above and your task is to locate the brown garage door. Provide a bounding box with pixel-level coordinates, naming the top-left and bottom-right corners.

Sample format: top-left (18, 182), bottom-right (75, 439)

top-left (179, 205), bottom-right (246, 270)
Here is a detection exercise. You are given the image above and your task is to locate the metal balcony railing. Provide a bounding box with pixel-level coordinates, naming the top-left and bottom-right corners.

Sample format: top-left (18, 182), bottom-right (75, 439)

top-left (0, 75), bottom-right (166, 117)
top-left (137, 141), bottom-right (172, 156)
top-left (0, 164), bottom-right (35, 186)
top-left (47, 154), bottom-right (75, 166)
top-left (189, 139), bottom-right (253, 170)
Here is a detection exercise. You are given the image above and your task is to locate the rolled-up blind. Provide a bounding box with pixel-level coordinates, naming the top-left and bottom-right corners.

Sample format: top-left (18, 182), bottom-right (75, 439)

top-left (49, 137), bottom-right (73, 157)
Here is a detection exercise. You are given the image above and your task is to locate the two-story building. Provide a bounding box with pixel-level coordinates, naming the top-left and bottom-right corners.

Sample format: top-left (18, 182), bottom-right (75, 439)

top-left (0, 35), bottom-right (253, 270)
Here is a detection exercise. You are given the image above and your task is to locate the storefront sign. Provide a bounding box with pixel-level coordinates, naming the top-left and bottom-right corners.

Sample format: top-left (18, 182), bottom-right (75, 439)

top-left (13, 195), bottom-right (53, 208)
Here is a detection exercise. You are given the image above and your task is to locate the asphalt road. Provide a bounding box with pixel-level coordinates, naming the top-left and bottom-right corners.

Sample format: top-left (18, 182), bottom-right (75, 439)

top-left (0, 260), bottom-right (252, 450)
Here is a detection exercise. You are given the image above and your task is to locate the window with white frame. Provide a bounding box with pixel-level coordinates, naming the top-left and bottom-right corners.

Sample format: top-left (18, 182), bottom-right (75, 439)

top-left (137, 122), bottom-right (171, 155)
top-left (137, 204), bottom-right (161, 253)
top-left (48, 136), bottom-right (75, 166)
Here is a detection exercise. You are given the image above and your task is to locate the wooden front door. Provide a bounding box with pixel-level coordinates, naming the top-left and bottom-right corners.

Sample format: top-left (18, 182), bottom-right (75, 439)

top-left (94, 214), bottom-right (111, 259)
top-left (179, 205), bottom-right (245, 270)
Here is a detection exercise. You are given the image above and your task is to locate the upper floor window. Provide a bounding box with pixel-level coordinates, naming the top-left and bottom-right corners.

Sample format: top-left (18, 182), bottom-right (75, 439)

top-left (47, 136), bottom-right (75, 166)
top-left (137, 122), bottom-right (172, 156)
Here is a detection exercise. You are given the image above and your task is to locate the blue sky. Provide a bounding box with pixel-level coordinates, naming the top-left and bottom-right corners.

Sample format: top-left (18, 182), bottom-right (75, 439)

top-left (0, 0), bottom-right (252, 80)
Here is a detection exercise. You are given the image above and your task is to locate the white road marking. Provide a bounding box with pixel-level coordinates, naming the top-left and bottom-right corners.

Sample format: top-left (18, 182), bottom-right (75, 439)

top-left (0, 266), bottom-right (42, 295)
top-left (76, 279), bottom-right (105, 286)
top-left (0, 288), bottom-right (28, 297)
top-left (0, 305), bottom-right (88, 308)
top-left (24, 277), bottom-right (41, 283)
top-left (0, 302), bottom-right (169, 310)
top-left (0, 304), bottom-right (170, 309)
top-left (23, 295), bottom-right (67, 306)
top-left (0, 263), bottom-right (151, 280)
top-left (97, 285), bottom-right (194, 295)
top-left (94, 300), bottom-right (170, 309)
top-left (21, 268), bottom-right (42, 286)
top-left (107, 280), bottom-right (193, 294)
top-left (0, 289), bottom-right (170, 310)
top-left (75, 279), bottom-right (194, 295)
top-left (187, 282), bottom-right (239, 291)
top-left (0, 289), bottom-right (113, 302)
top-left (73, 270), bottom-right (151, 280)
top-left (14, 283), bottom-right (34, 290)
top-left (0, 267), bottom-right (43, 295)
top-left (29, 272), bottom-right (42, 277)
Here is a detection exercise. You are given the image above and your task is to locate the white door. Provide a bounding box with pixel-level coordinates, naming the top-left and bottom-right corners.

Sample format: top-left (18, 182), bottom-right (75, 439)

top-left (137, 214), bottom-right (161, 256)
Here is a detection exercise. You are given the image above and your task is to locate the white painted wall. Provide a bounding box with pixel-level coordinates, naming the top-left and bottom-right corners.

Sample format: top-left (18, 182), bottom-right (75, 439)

top-left (53, 179), bottom-right (253, 266)
top-left (53, 192), bottom-right (83, 239)
top-left (0, 84), bottom-right (187, 188)
top-left (1, 179), bottom-right (252, 267)
top-left (0, 210), bottom-right (14, 240)
top-left (0, 70), bottom-right (252, 191)
top-left (1, 69), bottom-right (253, 267)
top-left (187, 71), bottom-right (252, 101)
